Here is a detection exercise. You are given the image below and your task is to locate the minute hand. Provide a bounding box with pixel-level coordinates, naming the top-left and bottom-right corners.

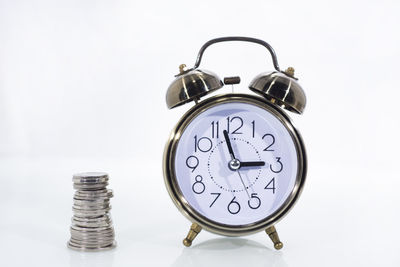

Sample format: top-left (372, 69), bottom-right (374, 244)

top-left (240, 161), bottom-right (266, 167)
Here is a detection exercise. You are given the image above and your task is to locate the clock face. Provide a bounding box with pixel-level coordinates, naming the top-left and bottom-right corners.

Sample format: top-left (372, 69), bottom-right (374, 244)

top-left (173, 99), bottom-right (301, 226)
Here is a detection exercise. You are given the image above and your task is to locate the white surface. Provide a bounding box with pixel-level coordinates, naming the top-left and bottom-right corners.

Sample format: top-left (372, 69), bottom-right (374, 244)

top-left (174, 101), bottom-right (299, 225)
top-left (1, 0), bottom-right (400, 266)
top-left (1, 159), bottom-right (399, 266)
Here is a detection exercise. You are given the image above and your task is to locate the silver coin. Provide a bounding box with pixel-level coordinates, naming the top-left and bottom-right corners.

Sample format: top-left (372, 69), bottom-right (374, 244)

top-left (72, 217), bottom-right (111, 225)
top-left (69, 240), bottom-right (115, 249)
top-left (73, 198), bottom-right (110, 205)
top-left (72, 219), bottom-right (111, 227)
top-left (70, 235), bottom-right (115, 242)
top-left (73, 180), bottom-right (109, 186)
top-left (73, 195), bottom-right (112, 202)
top-left (73, 200), bottom-right (109, 205)
top-left (73, 204), bottom-right (110, 210)
top-left (70, 224), bottom-right (112, 230)
top-left (72, 215), bottom-right (111, 222)
top-left (70, 234), bottom-right (115, 241)
top-left (70, 229), bottom-right (114, 237)
top-left (71, 233), bottom-right (115, 242)
top-left (72, 209), bottom-right (110, 214)
top-left (70, 236), bottom-right (115, 244)
top-left (73, 172), bottom-right (108, 181)
top-left (72, 214), bottom-right (109, 219)
top-left (72, 223), bottom-right (111, 229)
top-left (73, 199), bottom-right (110, 205)
top-left (67, 241), bottom-right (116, 251)
top-left (73, 176), bottom-right (109, 184)
top-left (68, 245), bottom-right (115, 251)
top-left (73, 197), bottom-right (111, 202)
top-left (70, 241), bottom-right (115, 248)
top-left (72, 205), bottom-right (111, 211)
top-left (74, 190), bottom-right (113, 199)
top-left (72, 216), bottom-right (112, 224)
top-left (71, 228), bottom-right (114, 234)
top-left (70, 229), bottom-right (114, 236)
top-left (73, 183), bottom-right (109, 190)
top-left (69, 236), bottom-right (115, 243)
top-left (75, 188), bottom-right (109, 195)
top-left (74, 190), bottom-right (113, 197)
top-left (73, 204), bottom-right (111, 210)
top-left (70, 234), bottom-right (115, 242)
top-left (72, 208), bottom-right (110, 213)
top-left (72, 207), bottom-right (111, 215)
top-left (72, 206), bottom-right (110, 211)
top-left (72, 222), bottom-right (112, 229)
top-left (70, 228), bottom-right (114, 235)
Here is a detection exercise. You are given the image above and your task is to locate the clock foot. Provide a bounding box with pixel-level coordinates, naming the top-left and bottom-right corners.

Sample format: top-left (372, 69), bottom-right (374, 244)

top-left (183, 223), bottom-right (202, 247)
top-left (265, 225), bottom-right (283, 250)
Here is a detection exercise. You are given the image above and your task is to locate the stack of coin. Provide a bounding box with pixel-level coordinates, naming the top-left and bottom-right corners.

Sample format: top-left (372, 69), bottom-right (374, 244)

top-left (68, 172), bottom-right (116, 251)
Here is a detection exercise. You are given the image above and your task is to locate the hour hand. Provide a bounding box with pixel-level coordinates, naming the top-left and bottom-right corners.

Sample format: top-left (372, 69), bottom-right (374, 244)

top-left (240, 161), bottom-right (265, 168)
top-left (223, 130), bottom-right (235, 160)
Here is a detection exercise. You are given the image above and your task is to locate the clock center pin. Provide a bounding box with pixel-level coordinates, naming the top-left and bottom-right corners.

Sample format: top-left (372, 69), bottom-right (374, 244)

top-left (228, 159), bottom-right (240, 171)
top-left (228, 158), bottom-right (241, 171)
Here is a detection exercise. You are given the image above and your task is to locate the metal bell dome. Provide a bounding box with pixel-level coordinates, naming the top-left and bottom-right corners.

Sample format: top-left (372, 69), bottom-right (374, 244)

top-left (249, 68), bottom-right (306, 114)
top-left (166, 66), bottom-right (223, 109)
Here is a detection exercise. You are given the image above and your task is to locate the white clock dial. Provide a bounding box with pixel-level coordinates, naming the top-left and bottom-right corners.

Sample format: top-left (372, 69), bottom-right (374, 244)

top-left (174, 101), bottom-right (299, 226)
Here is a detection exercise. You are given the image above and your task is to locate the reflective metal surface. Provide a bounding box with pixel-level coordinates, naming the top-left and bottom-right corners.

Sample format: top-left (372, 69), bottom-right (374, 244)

top-left (193, 37), bottom-right (281, 71)
top-left (68, 172), bottom-right (116, 251)
top-left (163, 94), bottom-right (307, 237)
top-left (224, 76), bottom-right (241, 85)
top-left (166, 69), bottom-right (223, 109)
top-left (166, 37), bottom-right (285, 109)
top-left (249, 71), bottom-right (306, 114)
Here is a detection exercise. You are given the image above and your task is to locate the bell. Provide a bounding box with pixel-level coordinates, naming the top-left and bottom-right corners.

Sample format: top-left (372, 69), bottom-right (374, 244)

top-left (166, 65), bottom-right (223, 109)
top-left (249, 68), bottom-right (306, 114)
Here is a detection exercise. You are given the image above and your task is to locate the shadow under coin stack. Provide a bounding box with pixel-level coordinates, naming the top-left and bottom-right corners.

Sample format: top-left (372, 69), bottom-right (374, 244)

top-left (68, 172), bottom-right (116, 251)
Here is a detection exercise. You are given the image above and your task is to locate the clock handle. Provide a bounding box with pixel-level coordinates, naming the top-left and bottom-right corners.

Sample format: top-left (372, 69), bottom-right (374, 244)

top-left (193, 36), bottom-right (281, 71)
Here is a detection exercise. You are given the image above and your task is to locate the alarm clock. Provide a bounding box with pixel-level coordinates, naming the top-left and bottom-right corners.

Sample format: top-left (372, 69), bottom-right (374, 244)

top-left (163, 37), bottom-right (307, 250)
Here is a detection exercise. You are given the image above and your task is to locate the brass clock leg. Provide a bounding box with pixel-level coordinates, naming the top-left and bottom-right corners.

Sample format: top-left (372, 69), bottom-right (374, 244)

top-left (265, 225), bottom-right (283, 250)
top-left (183, 223), bottom-right (202, 247)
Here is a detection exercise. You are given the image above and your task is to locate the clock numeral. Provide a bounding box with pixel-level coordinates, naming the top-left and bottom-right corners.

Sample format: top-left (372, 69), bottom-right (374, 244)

top-left (227, 116), bottom-right (243, 134)
top-left (185, 155), bottom-right (199, 172)
top-left (262, 133), bottom-right (275, 151)
top-left (265, 177), bottom-right (276, 194)
top-left (248, 193), bottom-right (261, 209)
top-left (192, 175), bottom-right (205, 194)
top-left (251, 120), bottom-right (255, 138)
top-left (270, 157), bottom-right (283, 173)
top-left (209, 192), bottom-right (221, 207)
top-left (211, 121), bottom-right (219, 138)
top-left (194, 135), bottom-right (213, 153)
top-left (227, 197), bottom-right (241, 214)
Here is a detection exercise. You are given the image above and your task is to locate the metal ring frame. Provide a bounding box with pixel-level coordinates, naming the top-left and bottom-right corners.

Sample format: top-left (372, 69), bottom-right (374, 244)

top-left (163, 93), bottom-right (307, 236)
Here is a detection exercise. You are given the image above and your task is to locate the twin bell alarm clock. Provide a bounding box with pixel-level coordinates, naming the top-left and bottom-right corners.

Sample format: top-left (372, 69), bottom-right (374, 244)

top-left (163, 37), bottom-right (307, 250)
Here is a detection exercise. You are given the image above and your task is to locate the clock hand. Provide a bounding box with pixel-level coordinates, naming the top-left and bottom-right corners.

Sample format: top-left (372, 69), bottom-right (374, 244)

top-left (240, 161), bottom-right (265, 168)
top-left (237, 160), bottom-right (264, 199)
top-left (223, 130), bottom-right (235, 160)
top-left (237, 170), bottom-right (251, 199)
top-left (222, 130), bottom-right (251, 199)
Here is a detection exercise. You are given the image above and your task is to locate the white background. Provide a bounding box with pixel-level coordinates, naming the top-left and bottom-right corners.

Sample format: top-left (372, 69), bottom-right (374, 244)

top-left (1, 0), bottom-right (399, 266)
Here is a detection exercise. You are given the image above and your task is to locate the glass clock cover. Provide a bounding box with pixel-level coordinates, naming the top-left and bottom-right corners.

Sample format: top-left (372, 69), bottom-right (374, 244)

top-left (174, 101), bottom-right (299, 226)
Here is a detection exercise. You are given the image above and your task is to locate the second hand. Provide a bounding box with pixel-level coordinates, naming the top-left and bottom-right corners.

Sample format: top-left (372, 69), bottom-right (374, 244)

top-left (237, 170), bottom-right (250, 199)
